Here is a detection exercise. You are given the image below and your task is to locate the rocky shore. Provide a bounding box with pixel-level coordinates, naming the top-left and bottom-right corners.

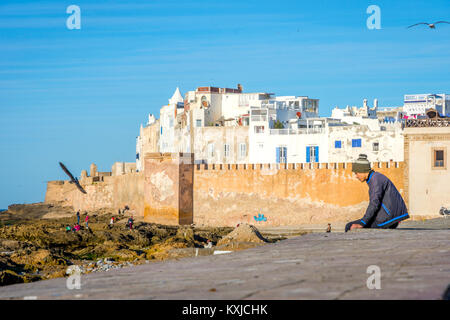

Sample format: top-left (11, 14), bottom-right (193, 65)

top-left (0, 203), bottom-right (281, 286)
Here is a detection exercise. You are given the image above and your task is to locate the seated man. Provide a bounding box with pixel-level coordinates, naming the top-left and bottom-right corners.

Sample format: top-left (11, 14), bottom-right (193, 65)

top-left (345, 154), bottom-right (409, 232)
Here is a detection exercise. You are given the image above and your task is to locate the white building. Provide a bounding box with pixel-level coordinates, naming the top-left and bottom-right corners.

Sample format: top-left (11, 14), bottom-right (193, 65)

top-left (249, 116), bottom-right (403, 164)
top-left (192, 126), bottom-right (249, 164)
top-left (136, 114), bottom-right (159, 172)
top-left (377, 106), bottom-right (404, 122)
top-left (159, 87), bottom-right (185, 153)
top-left (249, 97), bottom-right (404, 164)
top-left (185, 85), bottom-right (272, 127)
top-left (331, 99), bottom-right (378, 126)
top-left (327, 122), bottom-right (403, 163)
top-left (403, 94), bottom-right (450, 118)
top-left (136, 85), bottom-right (406, 168)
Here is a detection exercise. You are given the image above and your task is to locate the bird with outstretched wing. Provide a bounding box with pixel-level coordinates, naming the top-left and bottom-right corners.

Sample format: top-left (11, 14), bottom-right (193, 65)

top-left (407, 21), bottom-right (450, 29)
top-left (59, 162), bottom-right (87, 194)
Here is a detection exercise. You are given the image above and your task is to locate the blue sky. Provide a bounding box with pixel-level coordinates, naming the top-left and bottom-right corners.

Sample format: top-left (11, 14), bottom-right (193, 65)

top-left (0, 0), bottom-right (449, 208)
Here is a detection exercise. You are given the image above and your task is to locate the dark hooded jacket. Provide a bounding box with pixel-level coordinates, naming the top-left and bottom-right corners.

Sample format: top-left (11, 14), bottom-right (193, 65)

top-left (359, 170), bottom-right (409, 228)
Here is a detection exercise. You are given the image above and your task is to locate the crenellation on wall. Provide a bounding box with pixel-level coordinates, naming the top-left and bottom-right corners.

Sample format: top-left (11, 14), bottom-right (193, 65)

top-left (191, 161), bottom-right (403, 173)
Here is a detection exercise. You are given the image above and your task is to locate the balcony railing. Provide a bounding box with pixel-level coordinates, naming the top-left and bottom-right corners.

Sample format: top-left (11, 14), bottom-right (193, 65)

top-left (251, 115), bottom-right (268, 122)
top-left (406, 118), bottom-right (450, 127)
top-left (269, 127), bottom-right (324, 135)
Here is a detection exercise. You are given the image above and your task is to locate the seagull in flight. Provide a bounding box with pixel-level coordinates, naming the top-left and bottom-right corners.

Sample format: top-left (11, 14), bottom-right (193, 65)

top-left (407, 21), bottom-right (450, 29)
top-left (59, 162), bottom-right (87, 194)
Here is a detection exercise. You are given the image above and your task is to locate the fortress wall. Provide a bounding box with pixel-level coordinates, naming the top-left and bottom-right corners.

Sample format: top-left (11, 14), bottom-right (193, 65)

top-left (45, 158), bottom-right (405, 226)
top-left (193, 162), bottom-right (405, 227)
top-left (44, 172), bottom-right (144, 215)
top-left (45, 180), bottom-right (77, 206)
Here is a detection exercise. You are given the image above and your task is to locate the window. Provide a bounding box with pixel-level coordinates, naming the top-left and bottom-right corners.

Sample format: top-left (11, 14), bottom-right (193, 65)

top-left (352, 139), bottom-right (362, 148)
top-left (224, 144), bottom-right (230, 157)
top-left (335, 140), bottom-right (342, 149)
top-left (276, 146), bottom-right (287, 163)
top-left (208, 143), bottom-right (215, 158)
top-left (432, 147), bottom-right (446, 170)
top-left (254, 125), bottom-right (265, 133)
top-left (169, 119), bottom-right (174, 127)
top-left (196, 119), bottom-right (202, 127)
top-left (373, 142), bottom-right (379, 151)
top-left (239, 143), bottom-right (247, 158)
top-left (258, 143), bottom-right (264, 150)
top-left (306, 146), bottom-right (319, 163)
top-left (435, 150), bottom-right (444, 166)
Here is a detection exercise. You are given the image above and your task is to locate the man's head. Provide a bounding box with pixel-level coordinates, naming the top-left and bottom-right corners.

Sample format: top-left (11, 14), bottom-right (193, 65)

top-left (352, 154), bottom-right (371, 182)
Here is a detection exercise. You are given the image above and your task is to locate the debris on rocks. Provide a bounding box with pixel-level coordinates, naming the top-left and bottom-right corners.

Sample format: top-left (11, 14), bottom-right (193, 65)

top-left (217, 223), bottom-right (268, 246)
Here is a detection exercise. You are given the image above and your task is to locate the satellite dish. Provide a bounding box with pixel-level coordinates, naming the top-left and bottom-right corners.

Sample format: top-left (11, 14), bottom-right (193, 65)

top-left (426, 108), bottom-right (440, 119)
top-left (201, 96), bottom-right (209, 109)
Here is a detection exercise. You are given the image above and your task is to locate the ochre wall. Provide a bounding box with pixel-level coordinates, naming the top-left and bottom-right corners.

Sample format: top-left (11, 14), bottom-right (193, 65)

top-left (45, 172), bottom-right (144, 215)
top-left (193, 162), bottom-right (405, 226)
top-left (45, 159), bottom-right (405, 227)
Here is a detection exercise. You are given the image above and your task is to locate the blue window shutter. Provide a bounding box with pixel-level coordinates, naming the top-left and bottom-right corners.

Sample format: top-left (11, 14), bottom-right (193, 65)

top-left (335, 140), bottom-right (341, 148)
top-left (283, 147), bottom-right (287, 163)
top-left (160, 127), bottom-right (163, 135)
top-left (315, 146), bottom-right (319, 163)
top-left (276, 147), bottom-right (280, 163)
top-left (352, 139), bottom-right (362, 148)
top-left (306, 146), bottom-right (311, 163)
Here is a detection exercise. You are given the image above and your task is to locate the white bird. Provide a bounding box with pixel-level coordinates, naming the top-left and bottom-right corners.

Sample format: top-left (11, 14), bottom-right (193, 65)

top-left (407, 21), bottom-right (450, 29)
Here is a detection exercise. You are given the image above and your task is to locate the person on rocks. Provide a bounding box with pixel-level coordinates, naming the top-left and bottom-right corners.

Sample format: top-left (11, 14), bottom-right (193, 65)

top-left (85, 214), bottom-right (89, 229)
top-left (76, 211), bottom-right (80, 225)
top-left (345, 154), bottom-right (409, 232)
top-left (109, 216), bottom-right (115, 229)
top-left (127, 216), bottom-right (134, 230)
top-left (204, 240), bottom-right (213, 248)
